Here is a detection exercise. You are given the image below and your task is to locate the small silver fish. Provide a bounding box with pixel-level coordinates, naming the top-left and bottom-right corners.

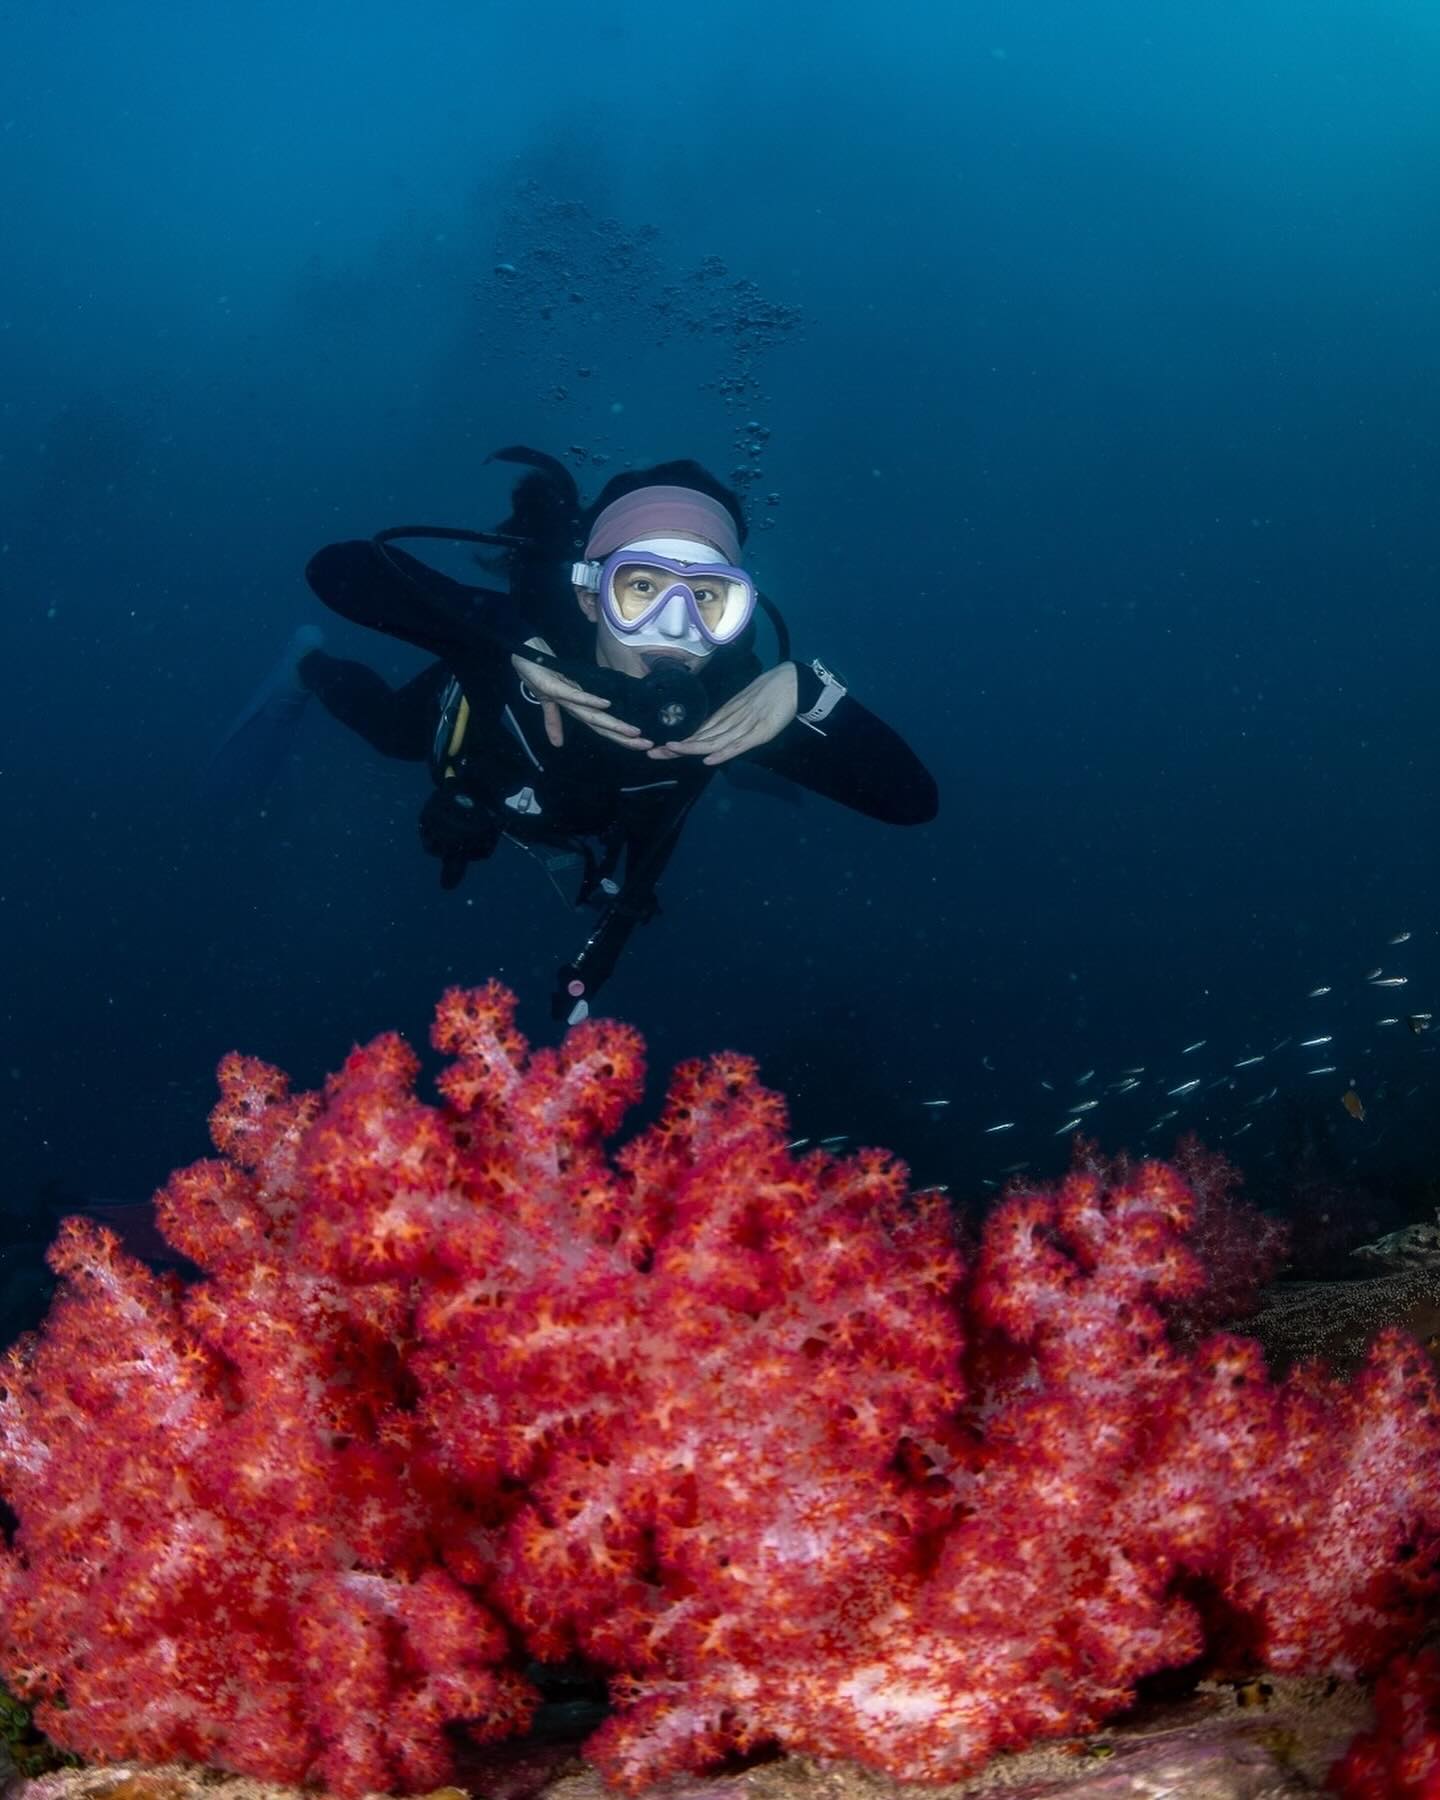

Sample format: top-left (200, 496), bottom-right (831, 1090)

top-left (983, 1121), bottom-right (1016, 1134)
top-left (786, 1138), bottom-right (811, 1151)
top-left (1299, 1036), bottom-right (1333, 1047)
top-left (999, 1161), bottom-right (1031, 1174)
top-left (1039, 1079), bottom-right (1055, 1091)
top-left (1075, 1069), bottom-right (1095, 1085)
top-left (1370, 976), bottom-right (1409, 988)
top-left (921, 1099), bottom-right (951, 1109)
top-left (1364, 967), bottom-right (1384, 980)
top-left (819, 1134), bottom-right (849, 1147)
top-left (1307, 985), bottom-right (1332, 997)
top-left (1152, 1109), bottom-right (1180, 1125)
top-left (1054, 1117), bottom-right (1083, 1135)
top-left (1167, 1078), bottom-right (1202, 1096)
top-left (1231, 1121), bottom-right (1253, 1137)
top-left (1122, 1066), bottom-right (1146, 1075)
top-left (1307, 1065), bottom-right (1338, 1075)
top-left (1390, 931), bottom-right (1412, 945)
top-left (1234, 1054), bottom-right (1265, 1067)
top-left (1182, 1039), bottom-right (1207, 1054)
top-left (1073, 1099), bottom-right (1101, 1112)
top-left (1376, 1018), bottom-right (1401, 1027)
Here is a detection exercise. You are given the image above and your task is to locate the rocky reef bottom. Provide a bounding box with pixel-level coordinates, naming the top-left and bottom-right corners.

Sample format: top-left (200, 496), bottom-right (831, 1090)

top-left (0, 1676), bottom-right (1375, 1800)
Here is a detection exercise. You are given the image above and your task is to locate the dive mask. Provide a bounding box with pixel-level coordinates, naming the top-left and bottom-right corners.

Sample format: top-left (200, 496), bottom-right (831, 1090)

top-left (571, 536), bottom-right (756, 656)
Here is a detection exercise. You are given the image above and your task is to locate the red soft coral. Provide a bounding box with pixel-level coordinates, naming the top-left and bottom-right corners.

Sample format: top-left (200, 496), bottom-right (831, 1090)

top-left (1, 984), bottom-right (1437, 1797)
top-left (1331, 1648), bottom-right (1440, 1798)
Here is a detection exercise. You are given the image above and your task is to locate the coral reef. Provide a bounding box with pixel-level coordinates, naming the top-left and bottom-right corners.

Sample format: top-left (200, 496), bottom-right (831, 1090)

top-left (1252, 1268), bottom-right (1440, 1376)
top-left (0, 985), bottom-right (1437, 1796)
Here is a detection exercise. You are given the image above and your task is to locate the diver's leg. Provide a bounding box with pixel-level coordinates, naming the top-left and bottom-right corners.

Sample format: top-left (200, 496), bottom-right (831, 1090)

top-left (202, 624), bottom-right (325, 810)
top-left (298, 651), bottom-right (446, 761)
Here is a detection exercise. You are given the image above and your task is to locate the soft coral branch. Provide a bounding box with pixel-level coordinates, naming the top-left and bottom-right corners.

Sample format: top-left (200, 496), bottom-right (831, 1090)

top-left (0, 1038), bottom-right (529, 1793)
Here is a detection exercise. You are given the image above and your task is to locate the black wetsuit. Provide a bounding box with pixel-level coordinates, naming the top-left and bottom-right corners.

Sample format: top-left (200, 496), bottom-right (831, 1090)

top-left (301, 538), bottom-right (937, 1011)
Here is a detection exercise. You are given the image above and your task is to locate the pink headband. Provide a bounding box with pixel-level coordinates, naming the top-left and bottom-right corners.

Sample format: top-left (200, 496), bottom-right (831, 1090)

top-left (584, 485), bottom-right (742, 564)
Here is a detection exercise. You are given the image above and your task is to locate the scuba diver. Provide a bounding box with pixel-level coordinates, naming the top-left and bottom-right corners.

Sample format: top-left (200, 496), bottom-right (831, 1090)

top-left (245, 448), bottom-right (937, 1021)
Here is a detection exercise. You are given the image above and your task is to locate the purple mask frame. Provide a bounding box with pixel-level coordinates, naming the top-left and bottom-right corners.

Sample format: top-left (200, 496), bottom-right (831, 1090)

top-left (597, 550), bottom-right (756, 648)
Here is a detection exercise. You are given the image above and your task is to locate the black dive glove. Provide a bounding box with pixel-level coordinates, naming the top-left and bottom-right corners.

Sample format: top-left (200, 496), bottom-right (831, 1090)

top-left (418, 787), bottom-right (500, 890)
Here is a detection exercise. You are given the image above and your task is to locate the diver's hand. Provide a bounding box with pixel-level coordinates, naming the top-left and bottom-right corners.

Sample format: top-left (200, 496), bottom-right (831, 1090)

top-left (511, 641), bottom-right (653, 751)
top-left (647, 663), bottom-right (798, 765)
top-left (418, 787), bottom-right (500, 889)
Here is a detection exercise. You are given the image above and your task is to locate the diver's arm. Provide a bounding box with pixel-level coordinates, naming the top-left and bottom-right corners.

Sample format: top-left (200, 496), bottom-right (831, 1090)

top-left (746, 661), bottom-right (939, 824)
top-left (305, 539), bottom-right (506, 664)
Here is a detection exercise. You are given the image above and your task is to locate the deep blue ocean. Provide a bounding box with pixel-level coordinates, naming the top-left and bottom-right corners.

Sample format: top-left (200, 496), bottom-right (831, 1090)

top-left (3, 1), bottom-right (1438, 1332)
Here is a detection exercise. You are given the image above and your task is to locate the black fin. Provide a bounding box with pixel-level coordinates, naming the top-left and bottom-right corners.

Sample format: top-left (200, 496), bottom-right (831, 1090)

top-left (487, 445), bottom-right (580, 507)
